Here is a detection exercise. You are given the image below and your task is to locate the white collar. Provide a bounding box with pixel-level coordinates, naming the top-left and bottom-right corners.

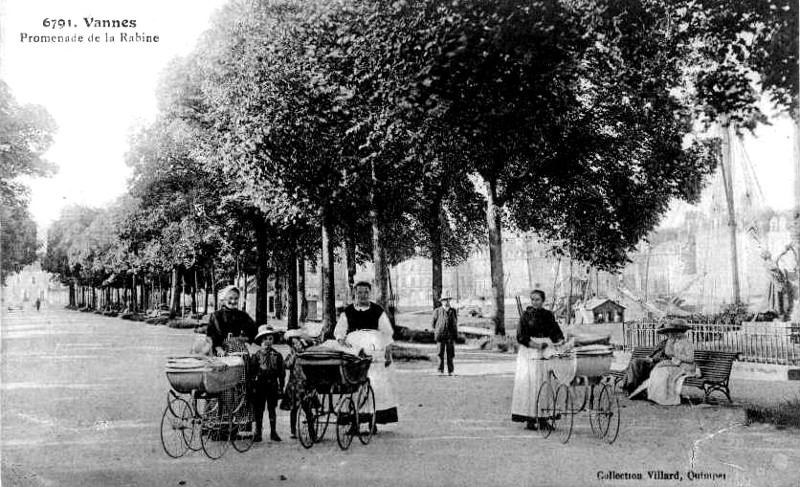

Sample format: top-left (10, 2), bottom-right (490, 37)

top-left (353, 303), bottom-right (372, 311)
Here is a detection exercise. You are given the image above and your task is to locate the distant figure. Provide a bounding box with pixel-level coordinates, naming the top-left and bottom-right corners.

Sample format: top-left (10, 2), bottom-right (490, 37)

top-left (432, 290), bottom-right (458, 375)
top-left (35, 298), bottom-right (41, 312)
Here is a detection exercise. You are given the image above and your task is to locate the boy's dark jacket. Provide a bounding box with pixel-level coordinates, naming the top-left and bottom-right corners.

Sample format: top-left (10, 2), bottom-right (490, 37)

top-left (249, 347), bottom-right (285, 395)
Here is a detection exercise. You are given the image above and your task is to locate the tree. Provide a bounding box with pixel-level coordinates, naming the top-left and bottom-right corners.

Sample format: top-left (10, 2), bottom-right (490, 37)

top-left (0, 80), bottom-right (57, 284)
top-left (0, 198), bottom-right (38, 284)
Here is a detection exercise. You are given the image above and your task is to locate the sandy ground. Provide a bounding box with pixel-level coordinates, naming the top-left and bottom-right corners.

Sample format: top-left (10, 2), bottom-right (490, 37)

top-left (1, 308), bottom-right (799, 487)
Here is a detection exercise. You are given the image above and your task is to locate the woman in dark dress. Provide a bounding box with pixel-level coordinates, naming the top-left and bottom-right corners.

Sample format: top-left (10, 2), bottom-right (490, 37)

top-left (207, 286), bottom-right (258, 355)
top-left (511, 289), bottom-right (565, 430)
top-left (206, 286), bottom-right (257, 427)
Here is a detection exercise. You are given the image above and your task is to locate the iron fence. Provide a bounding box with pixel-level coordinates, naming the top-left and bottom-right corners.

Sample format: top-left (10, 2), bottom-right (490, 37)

top-left (623, 321), bottom-right (800, 366)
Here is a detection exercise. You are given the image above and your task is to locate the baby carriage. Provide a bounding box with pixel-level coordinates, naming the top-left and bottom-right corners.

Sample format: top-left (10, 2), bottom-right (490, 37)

top-left (161, 353), bottom-right (254, 459)
top-left (535, 344), bottom-right (621, 444)
top-left (294, 349), bottom-right (375, 450)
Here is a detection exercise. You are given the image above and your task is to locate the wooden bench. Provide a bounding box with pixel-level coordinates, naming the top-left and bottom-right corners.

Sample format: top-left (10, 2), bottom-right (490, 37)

top-left (684, 350), bottom-right (739, 403)
top-left (608, 347), bottom-right (739, 403)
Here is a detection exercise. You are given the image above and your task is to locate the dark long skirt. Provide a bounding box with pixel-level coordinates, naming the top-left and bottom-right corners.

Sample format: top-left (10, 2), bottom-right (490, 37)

top-left (624, 358), bottom-right (655, 394)
top-left (219, 339), bottom-right (253, 423)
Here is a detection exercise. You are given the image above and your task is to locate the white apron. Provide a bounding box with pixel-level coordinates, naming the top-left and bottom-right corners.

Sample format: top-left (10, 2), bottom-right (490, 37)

top-left (511, 341), bottom-right (574, 421)
top-left (346, 330), bottom-right (398, 424)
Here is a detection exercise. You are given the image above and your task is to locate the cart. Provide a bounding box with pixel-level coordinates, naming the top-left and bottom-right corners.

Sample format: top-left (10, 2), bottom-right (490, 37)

top-left (535, 345), bottom-right (621, 444)
top-left (294, 349), bottom-right (375, 450)
top-left (160, 353), bottom-right (254, 459)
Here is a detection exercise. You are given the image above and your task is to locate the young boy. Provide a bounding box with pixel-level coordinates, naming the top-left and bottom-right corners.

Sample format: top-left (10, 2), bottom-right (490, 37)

top-left (250, 325), bottom-right (285, 442)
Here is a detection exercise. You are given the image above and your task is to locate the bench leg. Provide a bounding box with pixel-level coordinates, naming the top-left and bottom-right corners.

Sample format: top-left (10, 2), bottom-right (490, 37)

top-left (703, 384), bottom-right (733, 404)
top-left (722, 386), bottom-right (732, 403)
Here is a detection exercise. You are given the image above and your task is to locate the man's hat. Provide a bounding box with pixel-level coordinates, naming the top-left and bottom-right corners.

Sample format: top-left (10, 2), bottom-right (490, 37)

top-left (255, 324), bottom-right (280, 342)
top-left (440, 290), bottom-right (453, 301)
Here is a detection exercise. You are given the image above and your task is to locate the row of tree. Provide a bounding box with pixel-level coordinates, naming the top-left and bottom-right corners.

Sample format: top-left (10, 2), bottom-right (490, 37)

top-left (39, 0), bottom-right (796, 336)
top-left (1, 81), bottom-right (57, 285)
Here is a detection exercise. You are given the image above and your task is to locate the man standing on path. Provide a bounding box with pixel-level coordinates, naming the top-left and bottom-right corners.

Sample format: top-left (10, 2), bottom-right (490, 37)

top-left (432, 290), bottom-right (458, 376)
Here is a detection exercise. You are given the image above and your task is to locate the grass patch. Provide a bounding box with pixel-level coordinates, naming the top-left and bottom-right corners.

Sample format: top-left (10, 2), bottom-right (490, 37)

top-left (745, 396), bottom-right (800, 430)
top-left (120, 313), bottom-right (147, 321)
top-left (393, 326), bottom-right (466, 344)
top-left (392, 346), bottom-right (432, 362)
top-left (480, 334), bottom-right (519, 353)
top-left (168, 318), bottom-right (199, 329)
top-left (145, 316), bottom-right (169, 325)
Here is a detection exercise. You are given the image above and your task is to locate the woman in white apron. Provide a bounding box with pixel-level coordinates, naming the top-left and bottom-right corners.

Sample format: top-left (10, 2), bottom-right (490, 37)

top-left (333, 281), bottom-right (398, 427)
top-left (511, 290), bottom-right (564, 430)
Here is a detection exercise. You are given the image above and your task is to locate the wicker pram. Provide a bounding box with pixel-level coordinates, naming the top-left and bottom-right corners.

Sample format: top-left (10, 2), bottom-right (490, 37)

top-left (297, 350), bottom-right (372, 394)
top-left (165, 355), bottom-right (244, 394)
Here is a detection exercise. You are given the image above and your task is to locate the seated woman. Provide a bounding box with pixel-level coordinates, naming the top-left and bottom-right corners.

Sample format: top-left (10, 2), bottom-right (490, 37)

top-left (623, 337), bottom-right (667, 395)
top-left (629, 319), bottom-right (700, 405)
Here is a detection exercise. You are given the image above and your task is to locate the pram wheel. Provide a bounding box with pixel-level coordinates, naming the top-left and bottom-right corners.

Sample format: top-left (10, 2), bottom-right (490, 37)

top-left (356, 382), bottom-right (376, 445)
top-left (594, 383), bottom-right (621, 444)
top-left (297, 399), bottom-right (317, 449)
top-left (553, 383), bottom-right (574, 444)
top-left (201, 411), bottom-right (231, 460)
top-left (335, 396), bottom-right (357, 450)
top-left (160, 397), bottom-right (191, 458)
top-left (230, 400), bottom-right (255, 452)
top-left (535, 380), bottom-right (556, 439)
top-left (315, 393), bottom-right (331, 441)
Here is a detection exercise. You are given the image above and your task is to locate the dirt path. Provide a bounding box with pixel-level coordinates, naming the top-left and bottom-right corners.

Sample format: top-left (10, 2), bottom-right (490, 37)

top-left (1, 309), bottom-right (798, 486)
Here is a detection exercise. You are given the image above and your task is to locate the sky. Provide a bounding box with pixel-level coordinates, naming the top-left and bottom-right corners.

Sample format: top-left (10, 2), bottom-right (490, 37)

top-left (1, 0), bottom-right (228, 227)
top-left (1, 0), bottom-right (796, 232)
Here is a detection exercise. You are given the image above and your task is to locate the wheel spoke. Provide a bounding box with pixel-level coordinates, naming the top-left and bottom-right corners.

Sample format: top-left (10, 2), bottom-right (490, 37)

top-left (161, 397), bottom-right (190, 458)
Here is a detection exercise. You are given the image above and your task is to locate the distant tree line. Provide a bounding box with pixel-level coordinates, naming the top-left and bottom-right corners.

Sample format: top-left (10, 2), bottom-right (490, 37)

top-left (37, 0), bottom-right (796, 336)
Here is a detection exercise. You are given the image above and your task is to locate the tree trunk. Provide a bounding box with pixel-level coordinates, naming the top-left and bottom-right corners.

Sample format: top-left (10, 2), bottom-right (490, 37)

top-left (212, 267), bottom-right (218, 311)
top-left (429, 199), bottom-right (443, 309)
top-left (68, 282), bottom-right (75, 307)
top-left (370, 161), bottom-right (392, 325)
top-left (720, 119), bottom-right (741, 304)
top-left (274, 269), bottom-right (284, 320)
top-left (242, 273), bottom-right (249, 315)
top-left (191, 270), bottom-right (197, 315)
top-left (298, 253), bottom-right (307, 323)
top-left (169, 266), bottom-right (181, 319)
top-left (132, 275), bottom-right (137, 313)
top-left (204, 270), bottom-right (210, 315)
top-left (345, 235), bottom-right (357, 303)
top-left (321, 213), bottom-right (336, 337)
top-left (485, 176), bottom-right (506, 336)
top-left (91, 287), bottom-right (97, 309)
top-left (792, 117), bottom-right (800, 321)
top-left (567, 258), bottom-right (574, 325)
top-left (287, 240), bottom-right (299, 330)
top-left (256, 229), bottom-right (269, 324)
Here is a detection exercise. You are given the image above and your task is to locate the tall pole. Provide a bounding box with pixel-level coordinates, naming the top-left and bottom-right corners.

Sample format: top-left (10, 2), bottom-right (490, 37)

top-left (720, 119), bottom-right (741, 305)
top-left (792, 116), bottom-right (800, 321)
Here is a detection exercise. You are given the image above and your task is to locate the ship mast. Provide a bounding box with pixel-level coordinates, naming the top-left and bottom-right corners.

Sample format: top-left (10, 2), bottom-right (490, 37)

top-left (720, 119), bottom-right (741, 305)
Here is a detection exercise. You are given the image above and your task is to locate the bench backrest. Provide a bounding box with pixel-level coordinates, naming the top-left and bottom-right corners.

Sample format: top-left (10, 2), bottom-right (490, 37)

top-left (693, 350), bottom-right (738, 382)
top-left (630, 347), bottom-right (657, 359)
